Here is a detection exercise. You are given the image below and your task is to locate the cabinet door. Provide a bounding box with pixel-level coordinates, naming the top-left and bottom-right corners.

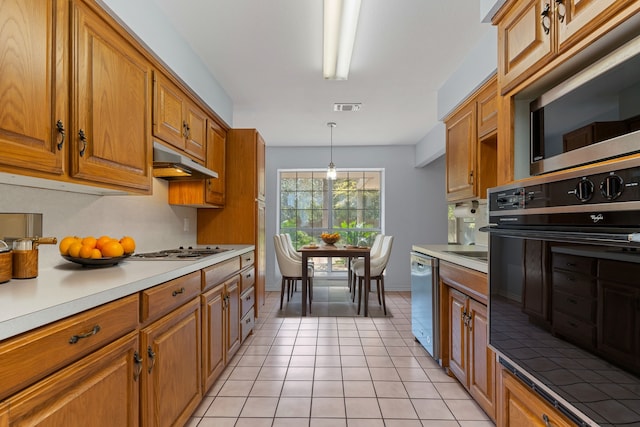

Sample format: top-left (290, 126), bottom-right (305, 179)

top-left (448, 288), bottom-right (468, 384)
top-left (556, 0), bottom-right (625, 51)
top-left (500, 369), bottom-right (575, 427)
top-left (205, 121), bottom-right (226, 206)
top-left (153, 72), bottom-right (186, 150)
top-left (226, 275), bottom-right (241, 361)
top-left (468, 298), bottom-right (496, 420)
top-left (141, 298), bottom-right (201, 427)
top-left (71, 1), bottom-right (152, 193)
top-left (256, 132), bottom-right (266, 200)
top-left (446, 102), bottom-right (476, 201)
top-left (256, 200), bottom-right (266, 312)
top-left (497, 0), bottom-right (554, 94)
top-left (0, 0), bottom-right (67, 176)
top-left (0, 401), bottom-right (7, 427)
top-left (202, 283), bottom-right (225, 392)
top-left (476, 77), bottom-right (498, 138)
top-left (7, 332), bottom-right (139, 427)
top-left (184, 101), bottom-right (206, 161)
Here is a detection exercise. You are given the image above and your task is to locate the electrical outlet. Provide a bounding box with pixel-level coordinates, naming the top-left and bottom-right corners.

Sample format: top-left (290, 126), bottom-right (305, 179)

top-left (183, 218), bottom-right (190, 232)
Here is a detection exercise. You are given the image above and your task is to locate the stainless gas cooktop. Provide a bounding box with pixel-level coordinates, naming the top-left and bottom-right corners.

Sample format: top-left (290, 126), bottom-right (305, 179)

top-left (129, 246), bottom-right (230, 261)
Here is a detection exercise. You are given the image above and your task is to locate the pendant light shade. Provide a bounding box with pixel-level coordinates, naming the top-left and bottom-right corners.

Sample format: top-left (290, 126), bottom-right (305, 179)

top-left (327, 122), bottom-right (337, 180)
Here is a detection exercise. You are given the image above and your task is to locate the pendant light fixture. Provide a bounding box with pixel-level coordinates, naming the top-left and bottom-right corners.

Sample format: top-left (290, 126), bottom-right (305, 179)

top-left (326, 122), bottom-right (337, 180)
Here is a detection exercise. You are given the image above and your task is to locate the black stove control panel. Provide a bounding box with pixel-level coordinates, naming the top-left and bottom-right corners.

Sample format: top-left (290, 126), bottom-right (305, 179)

top-left (490, 165), bottom-right (640, 212)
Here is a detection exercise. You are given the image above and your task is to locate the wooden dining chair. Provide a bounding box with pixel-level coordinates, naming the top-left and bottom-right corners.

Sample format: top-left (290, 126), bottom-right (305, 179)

top-left (273, 235), bottom-right (314, 311)
top-left (353, 235), bottom-right (394, 315)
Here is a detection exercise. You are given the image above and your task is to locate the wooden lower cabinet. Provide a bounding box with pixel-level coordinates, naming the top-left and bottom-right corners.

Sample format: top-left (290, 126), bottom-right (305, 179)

top-left (201, 274), bottom-right (241, 392)
top-left (440, 262), bottom-right (495, 421)
top-left (498, 368), bottom-right (574, 427)
top-left (140, 298), bottom-right (201, 427)
top-left (5, 332), bottom-right (139, 426)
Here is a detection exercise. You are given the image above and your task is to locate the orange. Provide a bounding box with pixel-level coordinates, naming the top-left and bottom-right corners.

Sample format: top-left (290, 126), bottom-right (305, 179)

top-left (119, 236), bottom-right (136, 254)
top-left (101, 241), bottom-right (124, 258)
top-left (79, 244), bottom-right (94, 259)
top-left (67, 241), bottom-right (83, 258)
top-left (96, 235), bottom-right (113, 251)
top-left (59, 236), bottom-right (80, 255)
top-left (81, 236), bottom-right (97, 249)
top-left (90, 248), bottom-right (102, 259)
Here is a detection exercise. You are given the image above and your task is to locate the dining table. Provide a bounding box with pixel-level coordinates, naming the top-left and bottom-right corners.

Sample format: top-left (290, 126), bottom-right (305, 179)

top-left (299, 245), bottom-right (371, 316)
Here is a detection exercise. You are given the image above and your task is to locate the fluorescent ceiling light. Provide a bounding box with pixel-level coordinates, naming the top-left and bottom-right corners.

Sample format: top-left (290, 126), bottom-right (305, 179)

top-left (323, 0), bottom-right (362, 80)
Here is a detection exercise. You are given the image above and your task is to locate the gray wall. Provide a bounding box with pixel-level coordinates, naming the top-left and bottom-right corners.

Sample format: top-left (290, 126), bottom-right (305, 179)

top-left (266, 146), bottom-right (448, 291)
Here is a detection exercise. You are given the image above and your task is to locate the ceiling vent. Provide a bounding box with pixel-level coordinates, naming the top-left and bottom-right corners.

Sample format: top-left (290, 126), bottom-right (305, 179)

top-left (333, 103), bottom-right (361, 112)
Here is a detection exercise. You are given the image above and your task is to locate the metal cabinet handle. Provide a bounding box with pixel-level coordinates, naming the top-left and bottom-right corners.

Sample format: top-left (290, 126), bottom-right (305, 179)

top-left (172, 287), bottom-right (186, 297)
top-left (133, 351), bottom-right (143, 381)
top-left (147, 346), bottom-right (156, 373)
top-left (555, 0), bottom-right (565, 23)
top-left (542, 413), bottom-right (551, 427)
top-left (541, 3), bottom-right (551, 35)
top-left (182, 121), bottom-right (190, 139)
top-left (469, 170), bottom-right (474, 185)
top-left (78, 129), bottom-right (88, 157)
top-left (56, 120), bottom-right (65, 150)
top-left (245, 317), bottom-right (251, 324)
top-left (69, 325), bottom-right (100, 344)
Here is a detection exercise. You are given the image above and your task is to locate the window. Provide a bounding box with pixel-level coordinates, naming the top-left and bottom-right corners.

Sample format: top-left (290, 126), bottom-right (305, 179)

top-left (278, 169), bottom-right (384, 275)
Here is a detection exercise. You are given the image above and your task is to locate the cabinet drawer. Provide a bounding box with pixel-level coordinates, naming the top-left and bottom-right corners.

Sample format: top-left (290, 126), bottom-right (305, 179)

top-left (241, 267), bottom-right (255, 293)
top-left (241, 251), bottom-right (255, 268)
top-left (0, 294), bottom-right (139, 401)
top-left (202, 257), bottom-right (241, 291)
top-left (552, 310), bottom-right (596, 348)
top-left (552, 253), bottom-right (595, 275)
top-left (241, 310), bottom-right (254, 342)
top-left (552, 269), bottom-right (595, 297)
top-left (141, 271), bottom-right (201, 323)
top-left (599, 259), bottom-right (640, 284)
top-left (241, 287), bottom-right (255, 318)
top-left (552, 290), bottom-right (596, 322)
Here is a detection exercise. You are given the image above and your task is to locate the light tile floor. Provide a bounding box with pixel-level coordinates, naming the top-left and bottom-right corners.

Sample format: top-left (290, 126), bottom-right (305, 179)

top-left (186, 283), bottom-right (494, 427)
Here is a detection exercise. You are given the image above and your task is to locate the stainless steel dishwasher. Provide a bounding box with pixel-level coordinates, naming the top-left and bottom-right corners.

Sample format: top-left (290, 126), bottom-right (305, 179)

top-left (411, 251), bottom-right (439, 362)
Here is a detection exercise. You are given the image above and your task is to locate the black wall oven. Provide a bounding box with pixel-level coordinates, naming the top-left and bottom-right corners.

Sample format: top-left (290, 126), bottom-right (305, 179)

top-left (485, 157), bottom-right (640, 427)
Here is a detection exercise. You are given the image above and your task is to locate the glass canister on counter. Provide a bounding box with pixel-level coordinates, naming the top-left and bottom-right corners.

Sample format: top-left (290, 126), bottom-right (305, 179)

top-left (12, 237), bottom-right (57, 279)
top-left (0, 240), bottom-right (11, 283)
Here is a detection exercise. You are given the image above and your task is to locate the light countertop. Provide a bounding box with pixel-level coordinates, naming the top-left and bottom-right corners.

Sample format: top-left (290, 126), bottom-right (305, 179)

top-left (0, 245), bottom-right (254, 341)
top-left (411, 244), bottom-right (488, 274)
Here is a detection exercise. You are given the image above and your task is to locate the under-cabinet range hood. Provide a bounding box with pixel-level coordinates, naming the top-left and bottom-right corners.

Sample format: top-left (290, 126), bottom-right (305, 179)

top-left (152, 141), bottom-right (218, 180)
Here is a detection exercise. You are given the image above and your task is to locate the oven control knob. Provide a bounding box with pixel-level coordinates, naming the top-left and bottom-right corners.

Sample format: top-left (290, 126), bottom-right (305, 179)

top-left (600, 174), bottom-right (623, 200)
top-left (574, 178), bottom-right (594, 202)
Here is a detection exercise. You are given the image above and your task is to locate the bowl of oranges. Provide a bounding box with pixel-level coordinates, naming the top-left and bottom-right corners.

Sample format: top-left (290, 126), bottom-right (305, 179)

top-left (320, 232), bottom-right (341, 246)
top-left (59, 235), bottom-right (135, 267)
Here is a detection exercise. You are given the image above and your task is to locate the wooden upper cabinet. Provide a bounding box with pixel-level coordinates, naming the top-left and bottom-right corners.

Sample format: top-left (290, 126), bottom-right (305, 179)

top-left (206, 120), bottom-right (226, 206)
top-left (71, 0), bottom-right (152, 193)
top-left (446, 101), bottom-right (477, 202)
top-left (153, 71), bottom-right (206, 161)
top-left (0, 0), bottom-right (67, 177)
top-left (445, 75), bottom-right (497, 202)
top-left (496, 0), bottom-right (640, 94)
top-left (153, 71), bottom-right (187, 150)
top-left (497, 0), bottom-right (554, 94)
top-left (257, 132), bottom-right (266, 200)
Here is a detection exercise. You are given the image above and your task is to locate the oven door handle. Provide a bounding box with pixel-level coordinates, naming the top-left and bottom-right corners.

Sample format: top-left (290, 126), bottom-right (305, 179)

top-left (480, 226), bottom-right (640, 246)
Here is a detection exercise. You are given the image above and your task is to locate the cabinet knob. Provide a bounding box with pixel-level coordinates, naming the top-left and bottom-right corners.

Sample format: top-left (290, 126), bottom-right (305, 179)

top-left (541, 3), bottom-right (551, 35)
top-left (68, 325), bottom-right (100, 344)
top-left (554, 0), bottom-right (565, 23)
top-left (78, 129), bottom-right (88, 157)
top-left (133, 351), bottom-right (143, 381)
top-left (56, 120), bottom-right (65, 150)
top-left (147, 346), bottom-right (156, 373)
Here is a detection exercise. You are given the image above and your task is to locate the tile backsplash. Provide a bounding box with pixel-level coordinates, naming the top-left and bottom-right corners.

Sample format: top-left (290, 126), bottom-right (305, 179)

top-left (0, 179), bottom-right (198, 268)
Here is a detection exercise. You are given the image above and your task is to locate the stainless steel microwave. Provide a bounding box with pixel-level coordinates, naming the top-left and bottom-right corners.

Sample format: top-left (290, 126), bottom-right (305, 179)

top-left (530, 34), bottom-right (640, 176)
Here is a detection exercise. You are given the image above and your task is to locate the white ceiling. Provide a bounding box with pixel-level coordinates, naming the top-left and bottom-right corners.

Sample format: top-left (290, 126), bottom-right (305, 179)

top-left (149, 0), bottom-right (492, 147)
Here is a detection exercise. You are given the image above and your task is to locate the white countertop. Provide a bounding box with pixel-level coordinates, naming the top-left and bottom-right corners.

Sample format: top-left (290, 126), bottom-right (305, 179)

top-left (0, 245), bottom-right (254, 341)
top-left (411, 244), bottom-right (488, 274)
